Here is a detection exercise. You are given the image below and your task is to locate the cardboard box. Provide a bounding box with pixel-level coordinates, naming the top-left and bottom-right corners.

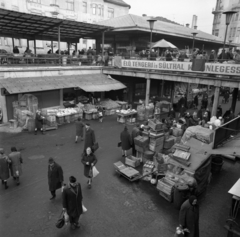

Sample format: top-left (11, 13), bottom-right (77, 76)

top-left (125, 156), bottom-right (141, 168)
top-left (164, 137), bottom-right (175, 149)
top-left (134, 136), bottom-right (149, 147)
top-left (114, 161), bottom-right (126, 170)
top-left (148, 119), bottom-right (163, 131)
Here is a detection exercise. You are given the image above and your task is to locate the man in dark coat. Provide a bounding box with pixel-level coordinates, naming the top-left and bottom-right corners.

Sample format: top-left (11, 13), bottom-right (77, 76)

top-left (48, 158), bottom-right (64, 200)
top-left (84, 123), bottom-right (96, 151)
top-left (0, 148), bottom-right (11, 189)
top-left (62, 176), bottom-right (83, 230)
top-left (131, 124), bottom-right (141, 156)
top-left (120, 126), bottom-right (132, 157)
top-left (179, 196), bottom-right (199, 237)
top-left (35, 110), bottom-right (45, 135)
top-left (216, 105), bottom-right (223, 118)
top-left (75, 117), bottom-right (85, 143)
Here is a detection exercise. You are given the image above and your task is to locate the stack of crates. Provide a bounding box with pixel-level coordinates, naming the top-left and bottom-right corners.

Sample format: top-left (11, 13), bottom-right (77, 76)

top-left (156, 177), bottom-right (175, 202)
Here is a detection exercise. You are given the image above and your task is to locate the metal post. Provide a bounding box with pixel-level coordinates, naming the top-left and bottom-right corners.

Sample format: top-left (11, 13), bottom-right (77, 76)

top-left (27, 39), bottom-right (29, 49)
top-left (34, 39), bottom-right (36, 55)
top-left (12, 38), bottom-right (14, 52)
top-left (67, 42), bottom-right (70, 55)
top-left (161, 80), bottom-right (164, 97)
top-left (102, 31), bottom-right (105, 59)
top-left (58, 25), bottom-right (61, 65)
top-left (145, 78), bottom-right (151, 106)
top-left (222, 24), bottom-right (229, 59)
top-left (211, 87), bottom-right (220, 117)
top-left (75, 43), bottom-right (77, 53)
top-left (192, 37), bottom-right (195, 53)
top-left (149, 30), bottom-right (153, 59)
top-left (51, 41), bottom-right (53, 54)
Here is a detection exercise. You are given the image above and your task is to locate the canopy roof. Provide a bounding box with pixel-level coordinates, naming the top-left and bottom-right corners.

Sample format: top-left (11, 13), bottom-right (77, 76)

top-left (0, 74), bottom-right (126, 94)
top-left (152, 39), bottom-right (177, 49)
top-left (0, 9), bottom-right (113, 43)
top-left (97, 14), bottom-right (228, 45)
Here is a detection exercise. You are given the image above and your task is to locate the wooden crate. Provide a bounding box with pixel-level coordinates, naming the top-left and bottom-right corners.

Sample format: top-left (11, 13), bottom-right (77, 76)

top-left (136, 151), bottom-right (144, 162)
top-left (159, 190), bottom-right (173, 202)
top-left (125, 156), bottom-right (141, 168)
top-left (148, 119), bottom-right (163, 131)
top-left (85, 113), bottom-right (92, 120)
top-left (56, 116), bottom-right (64, 125)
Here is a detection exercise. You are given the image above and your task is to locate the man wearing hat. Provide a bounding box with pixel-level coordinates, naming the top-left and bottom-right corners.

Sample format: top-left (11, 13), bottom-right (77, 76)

top-left (84, 123), bottom-right (96, 151)
top-left (48, 158), bottom-right (64, 200)
top-left (0, 148), bottom-right (11, 189)
top-left (62, 176), bottom-right (83, 230)
top-left (35, 110), bottom-right (45, 135)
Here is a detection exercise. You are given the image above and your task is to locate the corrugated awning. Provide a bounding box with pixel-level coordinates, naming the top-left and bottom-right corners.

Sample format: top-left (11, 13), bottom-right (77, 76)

top-left (0, 74), bottom-right (126, 94)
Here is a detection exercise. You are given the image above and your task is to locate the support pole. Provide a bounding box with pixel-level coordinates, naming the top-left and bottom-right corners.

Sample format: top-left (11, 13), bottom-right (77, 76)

top-left (67, 42), bottom-right (70, 55)
top-left (161, 80), bottom-right (164, 97)
top-left (12, 38), bottom-right (14, 52)
top-left (0, 92), bottom-right (8, 123)
top-left (231, 88), bottom-right (238, 114)
top-left (212, 87), bottom-right (220, 117)
top-left (58, 25), bottom-right (61, 55)
top-left (27, 39), bottom-right (29, 49)
top-left (51, 41), bottom-right (53, 54)
top-left (60, 89), bottom-right (63, 107)
top-left (75, 43), bottom-right (78, 54)
top-left (145, 78), bottom-right (151, 106)
top-left (102, 31), bottom-right (105, 59)
top-left (34, 39), bottom-right (36, 55)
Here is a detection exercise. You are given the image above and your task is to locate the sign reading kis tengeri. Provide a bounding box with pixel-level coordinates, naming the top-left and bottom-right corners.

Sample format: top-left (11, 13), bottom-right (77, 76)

top-left (121, 60), bottom-right (240, 76)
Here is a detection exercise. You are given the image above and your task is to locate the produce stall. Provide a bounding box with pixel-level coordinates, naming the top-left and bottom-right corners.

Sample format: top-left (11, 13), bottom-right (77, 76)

top-left (136, 103), bottom-right (154, 121)
top-left (99, 99), bottom-right (122, 116)
top-left (116, 109), bottom-right (137, 124)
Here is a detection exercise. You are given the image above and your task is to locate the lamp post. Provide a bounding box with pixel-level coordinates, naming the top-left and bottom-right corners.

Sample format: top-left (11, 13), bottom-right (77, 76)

top-left (147, 18), bottom-right (157, 58)
top-left (191, 32), bottom-right (198, 54)
top-left (222, 10), bottom-right (237, 59)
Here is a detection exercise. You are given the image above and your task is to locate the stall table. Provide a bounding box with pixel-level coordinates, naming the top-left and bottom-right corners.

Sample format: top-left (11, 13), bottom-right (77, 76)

top-left (116, 111), bottom-right (137, 125)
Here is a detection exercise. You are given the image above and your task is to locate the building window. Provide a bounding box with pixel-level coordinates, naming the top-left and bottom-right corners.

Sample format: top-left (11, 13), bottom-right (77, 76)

top-left (67, 0), bottom-right (74, 11)
top-left (4, 38), bottom-right (9, 46)
top-left (83, 2), bottom-right (87, 13)
top-left (108, 8), bottom-right (114, 18)
top-left (98, 5), bottom-right (103, 16)
top-left (214, 29), bottom-right (219, 36)
top-left (229, 28), bottom-right (233, 38)
top-left (233, 27), bottom-right (236, 37)
top-left (51, 0), bottom-right (58, 4)
top-left (92, 4), bottom-right (96, 15)
top-left (14, 38), bottom-right (21, 46)
top-left (235, 13), bottom-right (239, 21)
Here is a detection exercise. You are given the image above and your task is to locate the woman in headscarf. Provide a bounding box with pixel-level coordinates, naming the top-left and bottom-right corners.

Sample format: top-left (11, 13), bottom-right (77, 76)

top-left (179, 196), bottom-right (199, 237)
top-left (120, 126), bottom-right (132, 157)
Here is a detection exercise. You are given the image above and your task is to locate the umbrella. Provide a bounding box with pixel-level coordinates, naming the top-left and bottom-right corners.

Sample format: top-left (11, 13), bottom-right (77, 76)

top-left (152, 39), bottom-right (177, 49)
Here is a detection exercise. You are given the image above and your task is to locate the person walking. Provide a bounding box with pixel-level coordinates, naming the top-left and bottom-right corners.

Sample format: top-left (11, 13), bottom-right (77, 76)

top-left (98, 106), bottom-right (104, 123)
top-left (120, 126), bottom-right (132, 157)
top-left (48, 158), bottom-right (64, 200)
top-left (8, 147), bottom-right (23, 186)
top-left (193, 94), bottom-right (199, 109)
top-left (81, 147), bottom-right (97, 189)
top-left (62, 176), bottom-right (83, 230)
top-left (179, 196), bottom-right (200, 237)
top-left (84, 123), bottom-right (96, 151)
top-left (131, 124), bottom-right (141, 156)
top-left (35, 110), bottom-right (45, 135)
top-left (0, 148), bottom-right (11, 189)
top-left (75, 117), bottom-right (85, 143)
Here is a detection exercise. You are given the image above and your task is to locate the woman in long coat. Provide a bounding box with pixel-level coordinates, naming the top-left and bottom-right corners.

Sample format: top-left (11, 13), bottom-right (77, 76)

top-left (120, 126), bottom-right (132, 157)
top-left (179, 196), bottom-right (199, 237)
top-left (81, 147), bottom-right (97, 189)
top-left (48, 157), bottom-right (64, 200)
top-left (0, 148), bottom-right (10, 189)
top-left (8, 147), bottom-right (22, 185)
top-left (84, 123), bottom-right (96, 151)
top-left (75, 118), bottom-right (85, 143)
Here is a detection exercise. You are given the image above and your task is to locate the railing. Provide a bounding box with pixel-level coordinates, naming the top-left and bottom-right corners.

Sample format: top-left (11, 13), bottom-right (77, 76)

top-left (213, 116), bottom-right (240, 149)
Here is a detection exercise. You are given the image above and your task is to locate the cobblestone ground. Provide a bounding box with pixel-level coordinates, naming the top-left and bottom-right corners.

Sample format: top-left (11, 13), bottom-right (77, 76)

top-left (0, 115), bottom-right (239, 237)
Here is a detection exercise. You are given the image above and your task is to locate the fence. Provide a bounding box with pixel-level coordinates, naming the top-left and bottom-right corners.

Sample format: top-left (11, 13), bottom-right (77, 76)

top-left (213, 116), bottom-right (240, 149)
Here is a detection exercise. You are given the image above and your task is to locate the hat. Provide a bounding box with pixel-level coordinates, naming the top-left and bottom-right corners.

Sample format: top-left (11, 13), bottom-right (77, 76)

top-left (48, 157), bottom-right (54, 164)
top-left (69, 176), bottom-right (77, 183)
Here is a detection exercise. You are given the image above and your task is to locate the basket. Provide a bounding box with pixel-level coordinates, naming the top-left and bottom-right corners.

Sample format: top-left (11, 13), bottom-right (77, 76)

top-left (56, 116), bottom-right (64, 125)
top-left (64, 115), bottom-right (70, 123)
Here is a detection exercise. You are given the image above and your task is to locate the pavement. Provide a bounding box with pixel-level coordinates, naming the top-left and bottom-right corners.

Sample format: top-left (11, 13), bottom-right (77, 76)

top-left (0, 102), bottom-right (240, 237)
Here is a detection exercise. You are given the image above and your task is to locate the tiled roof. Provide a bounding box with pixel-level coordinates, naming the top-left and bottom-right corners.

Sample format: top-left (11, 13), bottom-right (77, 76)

top-left (104, 0), bottom-right (131, 8)
top-left (97, 14), bottom-right (224, 44)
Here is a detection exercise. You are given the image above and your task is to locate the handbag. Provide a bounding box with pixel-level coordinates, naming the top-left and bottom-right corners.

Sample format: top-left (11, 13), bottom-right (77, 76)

top-left (117, 141), bottom-right (122, 147)
top-left (55, 211), bottom-right (65, 228)
top-left (92, 142), bottom-right (99, 151)
top-left (82, 203), bottom-right (87, 213)
top-left (92, 166), bottom-right (99, 178)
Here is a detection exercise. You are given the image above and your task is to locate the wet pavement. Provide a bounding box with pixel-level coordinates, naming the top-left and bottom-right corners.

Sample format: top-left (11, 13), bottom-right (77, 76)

top-left (0, 112), bottom-right (240, 237)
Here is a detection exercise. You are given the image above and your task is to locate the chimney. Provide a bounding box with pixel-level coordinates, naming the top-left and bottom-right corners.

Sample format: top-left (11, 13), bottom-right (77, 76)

top-left (194, 26), bottom-right (198, 30)
top-left (142, 14), bottom-right (147, 17)
top-left (192, 15), bottom-right (198, 29)
top-left (186, 23), bottom-right (190, 27)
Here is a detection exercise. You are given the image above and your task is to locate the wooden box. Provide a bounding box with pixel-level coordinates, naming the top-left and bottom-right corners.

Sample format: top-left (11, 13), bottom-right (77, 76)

top-left (134, 136), bottom-right (149, 148)
top-left (125, 156), bottom-right (141, 168)
top-left (164, 137), bottom-right (175, 149)
top-left (159, 190), bottom-right (173, 202)
top-left (148, 119), bottom-right (163, 131)
top-left (114, 161), bottom-right (126, 171)
top-left (85, 113), bottom-right (92, 120)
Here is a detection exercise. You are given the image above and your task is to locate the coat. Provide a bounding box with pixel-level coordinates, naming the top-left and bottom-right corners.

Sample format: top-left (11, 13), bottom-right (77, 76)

top-left (8, 151), bottom-right (22, 177)
top-left (179, 200), bottom-right (199, 237)
top-left (48, 162), bottom-right (63, 191)
top-left (62, 183), bottom-right (83, 218)
top-left (81, 153), bottom-right (97, 178)
top-left (84, 128), bottom-right (96, 151)
top-left (35, 113), bottom-right (44, 129)
top-left (75, 121), bottom-right (85, 137)
top-left (0, 154), bottom-right (10, 180)
top-left (120, 130), bottom-right (132, 150)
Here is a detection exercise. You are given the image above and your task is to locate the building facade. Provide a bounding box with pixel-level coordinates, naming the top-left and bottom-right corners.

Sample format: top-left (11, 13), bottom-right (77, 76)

top-left (212, 0), bottom-right (240, 44)
top-left (0, 0), bottom-right (130, 53)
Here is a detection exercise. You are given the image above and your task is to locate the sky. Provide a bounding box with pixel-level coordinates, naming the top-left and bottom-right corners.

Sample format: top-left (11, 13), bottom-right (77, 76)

top-left (126, 0), bottom-right (216, 34)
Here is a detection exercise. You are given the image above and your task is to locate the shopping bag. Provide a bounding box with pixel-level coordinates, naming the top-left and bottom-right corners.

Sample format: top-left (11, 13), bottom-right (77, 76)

top-left (99, 112), bottom-right (103, 117)
top-left (117, 141), bottom-right (122, 147)
top-left (92, 142), bottom-right (99, 151)
top-left (82, 203), bottom-right (87, 213)
top-left (92, 166), bottom-right (99, 178)
top-left (16, 170), bottom-right (19, 176)
top-left (55, 211), bottom-right (65, 229)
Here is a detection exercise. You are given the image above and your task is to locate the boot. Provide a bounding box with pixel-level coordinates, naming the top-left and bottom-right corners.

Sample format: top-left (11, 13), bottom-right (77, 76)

top-left (41, 128), bottom-right (44, 135)
top-left (34, 129), bottom-right (37, 135)
top-left (4, 181), bottom-right (8, 189)
top-left (1, 180), bottom-right (4, 184)
top-left (16, 177), bottom-right (20, 186)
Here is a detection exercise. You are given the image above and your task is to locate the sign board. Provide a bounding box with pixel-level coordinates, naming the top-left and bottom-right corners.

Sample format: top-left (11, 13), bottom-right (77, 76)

top-left (121, 60), bottom-right (240, 76)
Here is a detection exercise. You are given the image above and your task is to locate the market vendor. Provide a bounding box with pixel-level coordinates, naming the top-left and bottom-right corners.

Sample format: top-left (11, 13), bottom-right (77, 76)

top-left (35, 110), bottom-right (45, 135)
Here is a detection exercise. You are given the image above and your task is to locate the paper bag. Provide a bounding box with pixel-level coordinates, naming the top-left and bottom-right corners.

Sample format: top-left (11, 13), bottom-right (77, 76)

top-left (92, 166), bottom-right (99, 178)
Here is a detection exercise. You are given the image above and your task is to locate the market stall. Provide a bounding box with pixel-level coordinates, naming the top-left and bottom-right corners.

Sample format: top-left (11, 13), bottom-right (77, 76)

top-left (116, 109), bottom-right (137, 124)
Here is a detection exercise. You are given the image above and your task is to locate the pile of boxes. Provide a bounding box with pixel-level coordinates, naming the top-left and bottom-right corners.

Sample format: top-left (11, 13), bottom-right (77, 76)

top-left (156, 177), bottom-right (175, 202)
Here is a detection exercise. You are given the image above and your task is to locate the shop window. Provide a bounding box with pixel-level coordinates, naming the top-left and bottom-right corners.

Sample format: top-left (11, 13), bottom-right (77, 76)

top-left (67, 0), bottom-right (74, 11)
top-left (82, 1), bottom-right (87, 13)
top-left (4, 37), bottom-right (9, 46)
top-left (108, 8), bottom-right (114, 18)
top-left (83, 39), bottom-right (87, 44)
top-left (36, 40), bottom-right (43, 48)
top-left (14, 38), bottom-right (21, 46)
top-left (135, 83), bottom-right (146, 98)
top-left (92, 4), bottom-right (96, 15)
